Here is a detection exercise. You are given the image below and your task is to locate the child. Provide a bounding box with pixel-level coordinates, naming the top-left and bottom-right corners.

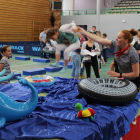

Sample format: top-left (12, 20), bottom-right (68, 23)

top-left (0, 45), bottom-right (12, 84)
top-left (47, 22), bottom-right (80, 73)
top-left (0, 53), bottom-right (2, 60)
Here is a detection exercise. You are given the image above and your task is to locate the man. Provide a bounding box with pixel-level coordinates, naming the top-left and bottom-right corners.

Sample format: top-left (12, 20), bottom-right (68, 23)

top-left (39, 28), bottom-right (49, 59)
top-left (91, 26), bottom-right (97, 34)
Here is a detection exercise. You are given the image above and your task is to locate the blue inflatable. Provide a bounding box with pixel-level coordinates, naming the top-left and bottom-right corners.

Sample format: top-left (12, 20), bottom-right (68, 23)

top-left (0, 69), bottom-right (14, 83)
top-left (0, 70), bottom-right (38, 128)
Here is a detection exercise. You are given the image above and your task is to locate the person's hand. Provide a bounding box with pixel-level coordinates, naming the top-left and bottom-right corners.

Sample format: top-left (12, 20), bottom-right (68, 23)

top-left (73, 26), bottom-right (84, 34)
top-left (43, 40), bottom-right (46, 43)
top-left (103, 61), bottom-right (105, 65)
top-left (107, 71), bottom-right (120, 77)
top-left (137, 50), bottom-right (140, 54)
top-left (92, 49), bottom-right (98, 52)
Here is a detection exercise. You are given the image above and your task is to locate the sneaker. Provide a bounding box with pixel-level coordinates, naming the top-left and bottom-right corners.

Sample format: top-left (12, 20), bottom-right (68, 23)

top-left (59, 66), bottom-right (67, 74)
top-left (81, 75), bottom-right (87, 78)
top-left (79, 75), bottom-right (81, 80)
top-left (50, 62), bottom-right (59, 68)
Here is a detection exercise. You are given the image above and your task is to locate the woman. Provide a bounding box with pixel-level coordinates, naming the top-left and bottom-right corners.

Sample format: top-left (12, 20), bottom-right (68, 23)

top-left (133, 29), bottom-right (140, 68)
top-left (102, 33), bottom-right (109, 62)
top-left (96, 31), bottom-right (105, 74)
top-left (74, 27), bottom-right (140, 89)
top-left (81, 32), bottom-right (100, 78)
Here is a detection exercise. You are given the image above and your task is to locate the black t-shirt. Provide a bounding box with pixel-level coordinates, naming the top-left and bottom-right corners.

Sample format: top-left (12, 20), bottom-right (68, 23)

top-left (133, 41), bottom-right (140, 50)
top-left (133, 41), bottom-right (140, 60)
top-left (114, 59), bottom-right (119, 73)
top-left (86, 44), bottom-right (95, 51)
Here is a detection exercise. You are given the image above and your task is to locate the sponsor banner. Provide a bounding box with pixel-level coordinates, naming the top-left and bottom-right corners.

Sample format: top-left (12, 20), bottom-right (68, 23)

top-left (28, 45), bottom-right (41, 56)
top-left (0, 43), bottom-right (27, 55)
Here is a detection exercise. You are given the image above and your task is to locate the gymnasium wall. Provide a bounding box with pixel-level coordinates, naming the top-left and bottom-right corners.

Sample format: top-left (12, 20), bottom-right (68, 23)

top-left (61, 14), bottom-right (140, 41)
top-left (0, 0), bottom-right (61, 42)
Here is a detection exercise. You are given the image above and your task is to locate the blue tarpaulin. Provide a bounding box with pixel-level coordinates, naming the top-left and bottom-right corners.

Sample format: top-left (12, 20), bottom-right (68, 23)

top-left (0, 77), bottom-right (140, 140)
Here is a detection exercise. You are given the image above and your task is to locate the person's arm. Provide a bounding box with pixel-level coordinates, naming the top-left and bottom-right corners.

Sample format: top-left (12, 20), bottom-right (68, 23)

top-left (102, 58), bottom-right (105, 65)
top-left (39, 36), bottom-right (45, 43)
top-left (130, 39), bottom-right (135, 47)
top-left (73, 27), bottom-right (112, 46)
top-left (110, 62), bottom-right (115, 71)
top-left (107, 63), bottom-right (139, 78)
top-left (101, 55), bottom-right (105, 65)
top-left (93, 42), bottom-right (101, 56)
top-left (0, 63), bottom-right (4, 72)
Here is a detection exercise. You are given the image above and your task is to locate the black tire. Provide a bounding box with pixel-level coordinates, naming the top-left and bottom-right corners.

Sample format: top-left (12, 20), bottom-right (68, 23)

top-left (78, 78), bottom-right (138, 106)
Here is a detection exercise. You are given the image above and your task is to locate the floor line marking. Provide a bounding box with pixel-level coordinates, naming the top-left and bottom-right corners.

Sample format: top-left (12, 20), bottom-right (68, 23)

top-left (91, 69), bottom-right (110, 74)
top-left (11, 69), bottom-right (22, 73)
top-left (10, 63), bottom-right (44, 67)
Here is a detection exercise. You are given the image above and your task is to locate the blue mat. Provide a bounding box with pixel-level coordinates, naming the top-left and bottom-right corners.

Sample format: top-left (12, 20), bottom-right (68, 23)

top-left (59, 61), bottom-right (73, 68)
top-left (11, 72), bottom-right (21, 80)
top-left (23, 68), bottom-right (46, 76)
top-left (67, 62), bottom-right (73, 68)
top-left (33, 58), bottom-right (50, 63)
top-left (44, 66), bottom-right (63, 72)
top-left (0, 77), bottom-right (140, 140)
top-left (15, 56), bottom-right (30, 60)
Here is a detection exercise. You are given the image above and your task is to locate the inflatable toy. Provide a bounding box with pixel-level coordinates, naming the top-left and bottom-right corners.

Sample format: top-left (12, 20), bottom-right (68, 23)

top-left (75, 103), bottom-right (96, 122)
top-left (0, 69), bottom-right (6, 77)
top-left (78, 78), bottom-right (138, 106)
top-left (25, 75), bottom-right (55, 87)
top-left (0, 69), bottom-right (14, 83)
top-left (0, 73), bottom-right (38, 128)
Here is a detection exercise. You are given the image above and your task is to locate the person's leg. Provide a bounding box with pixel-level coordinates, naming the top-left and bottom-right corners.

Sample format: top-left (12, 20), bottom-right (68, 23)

top-left (84, 63), bottom-right (91, 78)
top-left (80, 55), bottom-right (84, 75)
top-left (103, 48), bottom-right (107, 62)
top-left (74, 53), bottom-right (81, 79)
top-left (59, 41), bottom-right (80, 73)
top-left (79, 55), bottom-right (86, 79)
top-left (50, 44), bottom-right (67, 67)
top-left (71, 52), bottom-right (76, 78)
top-left (98, 55), bottom-right (102, 74)
top-left (40, 42), bottom-right (45, 58)
top-left (91, 56), bottom-right (100, 78)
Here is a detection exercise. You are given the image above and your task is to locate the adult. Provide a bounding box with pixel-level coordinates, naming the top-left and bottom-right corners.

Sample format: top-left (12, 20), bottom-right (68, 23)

top-left (102, 33), bottom-right (109, 62)
top-left (130, 38), bottom-right (135, 46)
top-left (96, 31), bottom-right (105, 73)
top-left (39, 28), bottom-right (48, 59)
top-left (74, 27), bottom-right (140, 90)
top-left (81, 32), bottom-right (100, 78)
top-left (133, 29), bottom-right (140, 70)
top-left (91, 26), bottom-right (97, 34)
top-left (78, 34), bottom-right (87, 79)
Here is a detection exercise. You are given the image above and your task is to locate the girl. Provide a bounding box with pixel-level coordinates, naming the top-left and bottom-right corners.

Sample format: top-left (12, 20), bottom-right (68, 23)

top-left (71, 34), bottom-right (82, 80)
top-left (81, 32), bottom-right (100, 78)
top-left (0, 53), bottom-right (2, 60)
top-left (47, 22), bottom-right (80, 73)
top-left (74, 27), bottom-right (140, 90)
top-left (0, 45), bottom-right (12, 84)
